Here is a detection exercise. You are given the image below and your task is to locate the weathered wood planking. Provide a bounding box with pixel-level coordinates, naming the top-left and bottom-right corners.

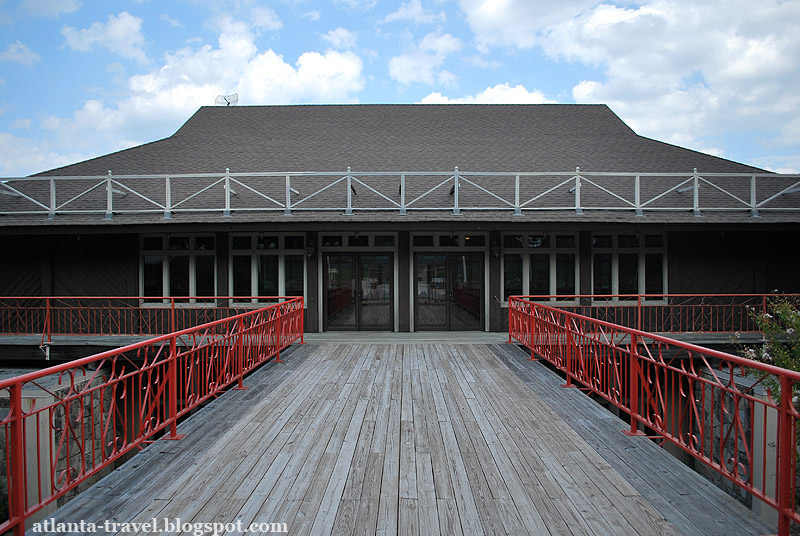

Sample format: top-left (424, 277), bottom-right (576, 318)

top-left (45, 341), bottom-right (773, 536)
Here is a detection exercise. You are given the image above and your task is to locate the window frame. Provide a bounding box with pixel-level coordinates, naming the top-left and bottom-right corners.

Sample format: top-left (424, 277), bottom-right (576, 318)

top-left (229, 233), bottom-right (307, 305)
top-left (590, 233), bottom-right (667, 303)
top-left (500, 232), bottom-right (579, 305)
top-left (139, 234), bottom-right (217, 306)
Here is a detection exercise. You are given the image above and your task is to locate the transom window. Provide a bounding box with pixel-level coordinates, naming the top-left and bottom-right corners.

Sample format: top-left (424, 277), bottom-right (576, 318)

top-left (502, 233), bottom-right (578, 302)
top-left (141, 235), bottom-right (216, 302)
top-left (321, 234), bottom-right (397, 248)
top-left (230, 234), bottom-right (306, 302)
top-left (412, 233), bottom-right (487, 248)
top-left (591, 233), bottom-right (666, 299)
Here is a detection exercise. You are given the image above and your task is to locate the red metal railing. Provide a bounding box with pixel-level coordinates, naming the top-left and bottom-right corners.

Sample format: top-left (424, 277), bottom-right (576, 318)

top-left (515, 294), bottom-right (800, 333)
top-left (0, 297), bottom-right (304, 535)
top-left (508, 296), bottom-right (799, 535)
top-left (0, 296), bottom-right (302, 348)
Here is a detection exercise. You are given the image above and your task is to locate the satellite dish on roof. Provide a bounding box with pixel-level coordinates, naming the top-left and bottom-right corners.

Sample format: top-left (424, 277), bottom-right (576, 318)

top-left (215, 93), bottom-right (239, 106)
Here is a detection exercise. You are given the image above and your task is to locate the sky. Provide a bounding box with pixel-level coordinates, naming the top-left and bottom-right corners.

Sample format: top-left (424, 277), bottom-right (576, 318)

top-left (0, 0), bottom-right (798, 177)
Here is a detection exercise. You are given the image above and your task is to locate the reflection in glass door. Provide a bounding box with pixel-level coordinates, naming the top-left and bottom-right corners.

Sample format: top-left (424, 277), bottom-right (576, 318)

top-left (415, 253), bottom-right (483, 330)
top-left (359, 254), bottom-right (393, 330)
top-left (450, 253), bottom-right (483, 330)
top-left (415, 255), bottom-right (447, 329)
top-left (325, 253), bottom-right (393, 330)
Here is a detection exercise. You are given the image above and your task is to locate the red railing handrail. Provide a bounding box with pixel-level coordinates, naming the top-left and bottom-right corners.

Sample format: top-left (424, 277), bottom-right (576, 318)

top-left (510, 296), bottom-right (800, 381)
top-left (0, 297), bottom-right (302, 389)
top-left (516, 293), bottom-right (797, 298)
top-left (0, 296), bottom-right (304, 535)
top-left (0, 295), bottom-right (305, 345)
top-left (508, 295), bottom-right (799, 535)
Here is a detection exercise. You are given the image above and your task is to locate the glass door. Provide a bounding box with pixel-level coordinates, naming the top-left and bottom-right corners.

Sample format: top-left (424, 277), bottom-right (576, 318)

top-left (415, 253), bottom-right (483, 330)
top-left (415, 254), bottom-right (448, 329)
top-left (325, 254), bottom-right (356, 329)
top-left (449, 252), bottom-right (483, 330)
top-left (324, 253), bottom-right (393, 330)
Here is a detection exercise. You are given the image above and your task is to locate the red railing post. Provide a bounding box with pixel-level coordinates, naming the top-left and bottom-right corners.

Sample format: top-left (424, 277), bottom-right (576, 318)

top-left (528, 308), bottom-right (536, 361)
top-left (776, 376), bottom-right (795, 536)
top-left (165, 334), bottom-right (184, 440)
top-left (43, 296), bottom-right (52, 347)
top-left (170, 297), bottom-right (176, 334)
top-left (562, 320), bottom-right (574, 388)
top-left (8, 383), bottom-right (27, 535)
top-left (637, 294), bottom-right (642, 332)
top-left (624, 333), bottom-right (645, 436)
top-left (300, 298), bottom-right (305, 344)
top-left (235, 316), bottom-right (248, 388)
top-left (507, 298), bottom-right (513, 343)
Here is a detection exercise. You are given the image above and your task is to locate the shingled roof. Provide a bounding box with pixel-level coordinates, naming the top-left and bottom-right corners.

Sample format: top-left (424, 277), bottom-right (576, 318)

top-left (5, 104), bottom-right (797, 226)
top-left (41, 104), bottom-right (762, 176)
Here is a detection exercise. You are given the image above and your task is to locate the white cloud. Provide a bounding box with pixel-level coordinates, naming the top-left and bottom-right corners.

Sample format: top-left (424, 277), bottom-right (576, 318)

top-left (0, 132), bottom-right (88, 177)
top-left (0, 41), bottom-right (40, 65)
top-left (40, 17), bottom-right (365, 164)
top-left (389, 31), bottom-right (463, 86)
top-left (6, 15), bottom-right (365, 175)
top-left (456, 0), bottom-right (800, 167)
top-left (420, 83), bottom-right (555, 104)
top-left (303, 11), bottom-right (321, 22)
top-left (336, 0), bottom-right (378, 10)
top-left (62, 11), bottom-right (148, 64)
top-left (20, 0), bottom-right (81, 18)
top-left (552, 1), bottom-right (800, 161)
top-left (159, 14), bottom-right (183, 28)
top-left (323, 28), bottom-right (358, 50)
top-left (242, 49), bottom-right (364, 103)
top-left (11, 118), bottom-right (31, 130)
top-left (382, 0), bottom-right (446, 24)
top-left (458, 0), bottom-right (597, 51)
top-left (251, 6), bottom-right (282, 31)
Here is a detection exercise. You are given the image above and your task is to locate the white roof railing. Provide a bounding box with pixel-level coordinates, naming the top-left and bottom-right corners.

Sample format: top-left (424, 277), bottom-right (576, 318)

top-left (1, 168), bottom-right (799, 219)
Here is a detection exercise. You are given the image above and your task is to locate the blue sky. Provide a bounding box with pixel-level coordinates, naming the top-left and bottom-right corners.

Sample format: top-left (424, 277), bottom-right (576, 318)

top-left (0, 0), bottom-right (798, 176)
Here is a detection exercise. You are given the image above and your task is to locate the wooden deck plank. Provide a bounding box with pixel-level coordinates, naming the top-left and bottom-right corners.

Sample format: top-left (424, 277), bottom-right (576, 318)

top-left (46, 341), bottom-right (775, 536)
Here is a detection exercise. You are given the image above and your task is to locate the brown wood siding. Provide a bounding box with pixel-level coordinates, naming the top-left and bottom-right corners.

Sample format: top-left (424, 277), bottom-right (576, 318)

top-left (668, 230), bottom-right (800, 294)
top-left (51, 235), bottom-right (138, 296)
top-left (0, 236), bottom-right (45, 296)
top-left (762, 232), bottom-right (800, 293)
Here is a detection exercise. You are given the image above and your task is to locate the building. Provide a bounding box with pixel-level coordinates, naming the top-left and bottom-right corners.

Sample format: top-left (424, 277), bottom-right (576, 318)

top-left (1, 104), bottom-right (798, 333)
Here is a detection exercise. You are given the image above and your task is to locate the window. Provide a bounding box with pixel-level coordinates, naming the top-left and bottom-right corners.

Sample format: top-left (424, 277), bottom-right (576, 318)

top-left (230, 234), bottom-right (306, 302)
top-left (503, 253), bottom-right (523, 299)
top-left (412, 233), bottom-right (487, 249)
top-left (501, 233), bottom-right (578, 301)
top-left (141, 235), bottom-right (216, 302)
top-left (591, 233), bottom-right (666, 299)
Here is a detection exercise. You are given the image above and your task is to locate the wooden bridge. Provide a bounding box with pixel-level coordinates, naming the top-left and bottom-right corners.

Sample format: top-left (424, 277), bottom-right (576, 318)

top-left (49, 341), bottom-right (772, 535)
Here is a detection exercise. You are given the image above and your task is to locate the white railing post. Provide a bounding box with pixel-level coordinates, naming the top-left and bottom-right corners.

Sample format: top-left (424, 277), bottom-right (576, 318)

top-left (48, 177), bottom-right (56, 220)
top-left (750, 175), bottom-right (759, 217)
top-left (284, 175), bottom-right (292, 215)
top-left (345, 167), bottom-right (354, 215)
top-left (634, 175), bottom-right (643, 216)
top-left (399, 173), bottom-right (407, 215)
top-left (453, 166), bottom-right (461, 215)
top-left (163, 175), bottom-right (172, 219)
top-left (514, 174), bottom-right (521, 216)
top-left (105, 170), bottom-right (113, 220)
top-left (574, 167), bottom-right (583, 215)
top-left (692, 168), bottom-right (701, 217)
top-left (223, 168), bottom-right (232, 217)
